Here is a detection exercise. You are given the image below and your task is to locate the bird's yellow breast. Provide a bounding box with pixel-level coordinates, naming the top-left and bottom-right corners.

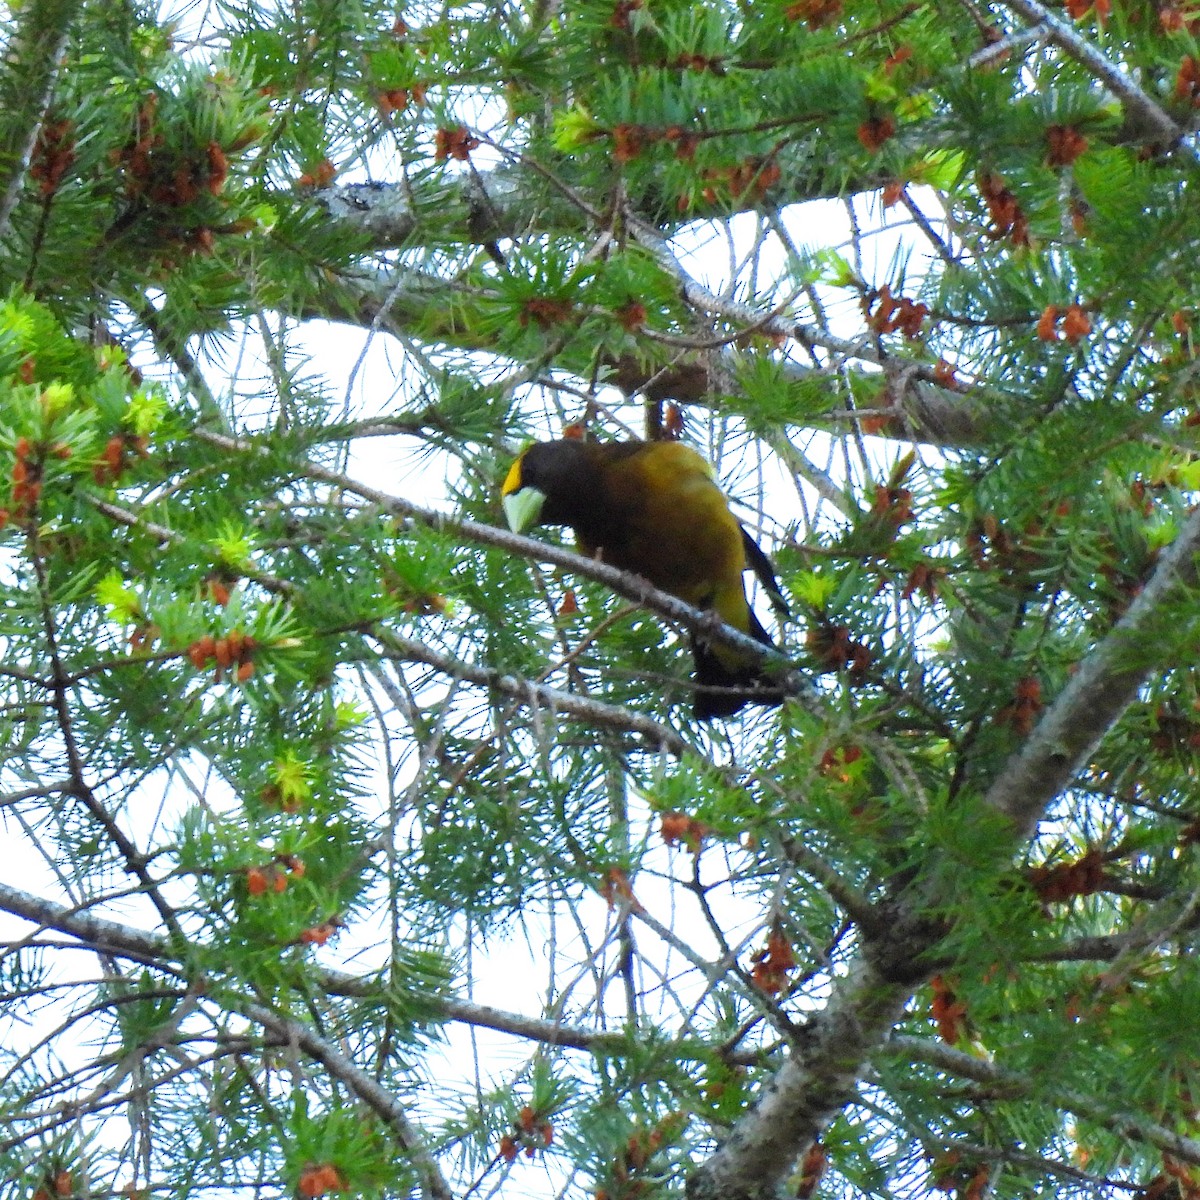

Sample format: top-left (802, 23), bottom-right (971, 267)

top-left (593, 443), bottom-right (749, 624)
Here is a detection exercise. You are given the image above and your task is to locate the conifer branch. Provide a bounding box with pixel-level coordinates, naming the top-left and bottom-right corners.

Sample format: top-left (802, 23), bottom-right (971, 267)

top-left (372, 630), bottom-right (692, 755)
top-left (889, 1035), bottom-right (1200, 1166)
top-left (966, 22), bottom-right (1047, 69)
top-left (0, 0), bottom-right (82, 243)
top-left (686, 958), bottom-right (910, 1200)
top-left (0, 879), bottom-right (768, 1068)
top-left (0, 879), bottom-right (172, 965)
top-left (27, 528), bottom-right (184, 942)
top-left (304, 243), bottom-right (996, 450)
top-left (984, 504), bottom-right (1200, 839)
top-left (1000, 0), bottom-right (1185, 147)
top-left (688, 506), bottom-right (1200, 1198)
top-left (192, 427), bottom-right (811, 706)
top-left (240, 1003), bottom-right (456, 1200)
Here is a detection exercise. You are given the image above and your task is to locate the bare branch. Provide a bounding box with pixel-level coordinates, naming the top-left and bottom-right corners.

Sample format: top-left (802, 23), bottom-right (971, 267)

top-left (371, 629), bottom-right (692, 756)
top-left (0, 879), bottom-right (173, 966)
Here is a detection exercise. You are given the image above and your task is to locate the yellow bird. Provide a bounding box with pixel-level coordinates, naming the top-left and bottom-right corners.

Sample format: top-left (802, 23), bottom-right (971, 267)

top-left (502, 437), bottom-right (785, 718)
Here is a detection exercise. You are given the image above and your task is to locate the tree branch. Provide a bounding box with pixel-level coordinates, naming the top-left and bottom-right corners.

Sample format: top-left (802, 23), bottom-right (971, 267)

top-left (240, 1001), bottom-right (455, 1200)
top-left (999, 0), bottom-right (1185, 147)
top-left (889, 1035), bottom-right (1200, 1167)
top-left (0, 879), bottom-right (766, 1068)
top-left (0, 879), bottom-right (173, 966)
top-left (0, 0), bottom-right (82, 242)
top-left (687, 506), bottom-right (1200, 1199)
top-left (371, 629), bottom-right (692, 755)
top-left (687, 957), bottom-right (910, 1200)
top-left (984, 504), bottom-right (1200, 839)
top-left (301, 201), bottom-right (996, 449)
top-left (192, 427), bottom-right (813, 709)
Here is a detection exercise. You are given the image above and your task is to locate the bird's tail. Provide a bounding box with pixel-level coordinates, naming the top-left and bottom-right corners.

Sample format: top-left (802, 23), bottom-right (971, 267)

top-left (690, 608), bottom-right (783, 720)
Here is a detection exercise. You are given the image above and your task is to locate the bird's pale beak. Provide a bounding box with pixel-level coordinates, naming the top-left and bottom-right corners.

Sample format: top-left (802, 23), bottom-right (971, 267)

top-left (503, 486), bottom-right (546, 534)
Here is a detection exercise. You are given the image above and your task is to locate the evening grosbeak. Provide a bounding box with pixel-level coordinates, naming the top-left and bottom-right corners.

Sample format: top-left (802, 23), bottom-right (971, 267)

top-left (502, 438), bottom-right (785, 718)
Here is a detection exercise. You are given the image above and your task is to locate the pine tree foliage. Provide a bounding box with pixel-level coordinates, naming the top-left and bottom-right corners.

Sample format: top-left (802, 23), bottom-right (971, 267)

top-left (8, 0), bottom-right (1200, 1198)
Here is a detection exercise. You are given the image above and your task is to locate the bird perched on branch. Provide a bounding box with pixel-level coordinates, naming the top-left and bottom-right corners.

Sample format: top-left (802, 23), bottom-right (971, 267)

top-left (501, 437), bottom-right (787, 719)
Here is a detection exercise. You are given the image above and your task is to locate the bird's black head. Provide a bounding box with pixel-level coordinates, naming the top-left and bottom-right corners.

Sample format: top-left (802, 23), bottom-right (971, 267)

top-left (502, 439), bottom-right (602, 531)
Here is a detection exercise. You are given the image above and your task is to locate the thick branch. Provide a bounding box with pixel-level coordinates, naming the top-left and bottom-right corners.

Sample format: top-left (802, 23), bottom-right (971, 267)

top-left (0, 878), bottom-right (170, 965)
top-left (303, 209), bottom-right (995, 449)
top-left (687, 958), bottom-right (909, 1200)
top-left (688, 506), bottom-right (1200, 1199)
top-left (985, 504), bottom-right (1200, 839)
top-left (313, 169), bottom-right (571, 249)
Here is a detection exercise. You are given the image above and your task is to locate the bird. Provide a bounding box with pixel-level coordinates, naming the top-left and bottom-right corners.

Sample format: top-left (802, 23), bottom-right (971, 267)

top-left (501, 436), bottom-right (786, 719)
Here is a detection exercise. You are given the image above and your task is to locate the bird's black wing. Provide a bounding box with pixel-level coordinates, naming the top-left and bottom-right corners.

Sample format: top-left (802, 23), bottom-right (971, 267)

top-left (740, 526), bottom-right (790, 621)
